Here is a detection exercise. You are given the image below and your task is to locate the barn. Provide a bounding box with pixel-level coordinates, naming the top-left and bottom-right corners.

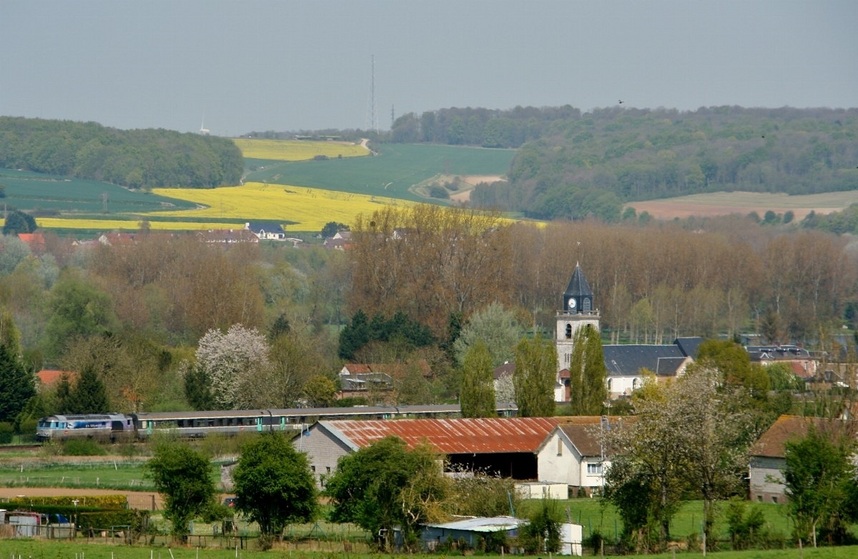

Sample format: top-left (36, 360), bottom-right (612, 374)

top-left (298, 417), bottom-right (563, 486)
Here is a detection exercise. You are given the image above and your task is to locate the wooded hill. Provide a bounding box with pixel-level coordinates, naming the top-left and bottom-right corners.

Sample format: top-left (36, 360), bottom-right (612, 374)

top-left (0, 117), bottom-right (243, 189)
top-left (392, 106), bottom-right (858, 221)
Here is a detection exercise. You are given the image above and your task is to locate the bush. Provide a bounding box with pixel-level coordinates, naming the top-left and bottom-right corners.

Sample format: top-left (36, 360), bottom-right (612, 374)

top-left (726, 497), bottom-right (766, 550)
top-left (0, 422), bottom-right (13, 444)
top-left (63, 439), bottom-right (108, 456)
top-left (428, 185), bottom-right (449, 199)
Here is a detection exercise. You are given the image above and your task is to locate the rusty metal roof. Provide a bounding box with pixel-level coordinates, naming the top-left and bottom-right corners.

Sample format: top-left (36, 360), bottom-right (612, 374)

top-left (319, 417), bottom-right (563, 454)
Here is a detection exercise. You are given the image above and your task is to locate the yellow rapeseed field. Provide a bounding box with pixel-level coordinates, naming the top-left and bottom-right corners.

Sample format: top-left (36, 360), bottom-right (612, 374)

top-left (149, 182), bottom-right (415, 231)
top-left (233, 138), bottom-right (369, 161)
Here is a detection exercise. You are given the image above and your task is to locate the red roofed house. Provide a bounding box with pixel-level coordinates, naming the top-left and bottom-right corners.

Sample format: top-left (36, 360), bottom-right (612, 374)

top-left (18, 232), bottom-right (46, 254)
top-left (300, 417), bottom-right (563, 487)
top-left (35, 369), bottom-right (76, 390)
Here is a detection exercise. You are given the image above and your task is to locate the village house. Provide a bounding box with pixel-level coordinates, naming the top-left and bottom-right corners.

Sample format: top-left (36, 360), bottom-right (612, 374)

top-left (536, 416), bottom-right (625, 497)
top-left (747, 414), bottom-right (857, 503)
top-left (244, 221), bottom-right (286, 240)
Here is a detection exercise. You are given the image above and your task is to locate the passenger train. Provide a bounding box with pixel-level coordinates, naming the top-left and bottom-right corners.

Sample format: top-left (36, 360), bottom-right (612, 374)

top-left (35, 403), bottom-right (517, 442)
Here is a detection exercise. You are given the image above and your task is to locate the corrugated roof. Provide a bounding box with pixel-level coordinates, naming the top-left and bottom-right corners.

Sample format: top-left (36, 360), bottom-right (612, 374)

top-left (320, 417), bottom-right (563, 454)
top-left (423, 516), bottom-right (528, 532)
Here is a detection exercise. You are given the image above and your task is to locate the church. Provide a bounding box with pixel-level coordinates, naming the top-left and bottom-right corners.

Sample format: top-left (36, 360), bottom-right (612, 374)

top-left (554, 264), bottom-right (702, 400)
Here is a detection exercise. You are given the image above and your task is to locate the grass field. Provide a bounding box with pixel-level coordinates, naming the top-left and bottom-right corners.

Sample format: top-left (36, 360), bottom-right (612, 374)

top-left (2, 537), bottom-right (858, 559)
top-left (233, 138), bottom-right (369, 161)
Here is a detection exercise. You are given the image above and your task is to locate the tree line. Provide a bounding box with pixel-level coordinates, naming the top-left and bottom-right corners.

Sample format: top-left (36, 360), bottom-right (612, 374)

top-left (1, 206), bottom-right (857, 428)
top-left (0, 117), bottom-right (243, 189)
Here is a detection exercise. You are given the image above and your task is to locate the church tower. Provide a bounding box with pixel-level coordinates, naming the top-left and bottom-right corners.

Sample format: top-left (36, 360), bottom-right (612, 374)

top-left (556, 263), bottom-right (600, 371)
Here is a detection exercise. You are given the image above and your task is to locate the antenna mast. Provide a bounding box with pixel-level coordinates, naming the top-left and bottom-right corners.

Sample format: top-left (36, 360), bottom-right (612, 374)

top-left (370, 55), bottom-right (377, 133)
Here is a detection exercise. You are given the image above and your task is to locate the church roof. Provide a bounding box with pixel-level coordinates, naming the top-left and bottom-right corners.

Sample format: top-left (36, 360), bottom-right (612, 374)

top-left (564, 264), bottom-right (593, 299)
top-left (602, 337), bottom-right (702, 377)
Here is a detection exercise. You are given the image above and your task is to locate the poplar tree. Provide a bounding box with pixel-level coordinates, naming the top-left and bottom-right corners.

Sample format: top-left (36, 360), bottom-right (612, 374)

top-left (569, 325), bottom-right (607, 415)
top-left (460, 340), bottom-right (496, 418)
top-left (513, 334), bottom-right (556, 417)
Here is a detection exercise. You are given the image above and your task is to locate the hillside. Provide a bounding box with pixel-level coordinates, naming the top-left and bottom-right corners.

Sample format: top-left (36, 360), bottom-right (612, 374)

top-left (391, 106), bottom-right (858, 221)
top-left (0, 117), bottom-right (243, 189)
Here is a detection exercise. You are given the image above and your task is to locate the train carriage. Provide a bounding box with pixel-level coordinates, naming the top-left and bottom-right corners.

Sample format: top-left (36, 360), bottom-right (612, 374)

top-left (35, 403), bottom-right (517, 442)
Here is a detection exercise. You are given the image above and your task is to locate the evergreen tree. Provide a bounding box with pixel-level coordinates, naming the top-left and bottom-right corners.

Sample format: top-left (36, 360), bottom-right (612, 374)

top-left (64, 365), bottom-right (110, 414)
top-left (460, 340), bottom-right (496, 418)
top-left (2, 210), bottom-right (37, 236)
top-left (513, 334), bottom-right (556, 417)
top-left (183, 365), bottom-right (214, 411)
top-left (0, 343), bottom-right (35, 423)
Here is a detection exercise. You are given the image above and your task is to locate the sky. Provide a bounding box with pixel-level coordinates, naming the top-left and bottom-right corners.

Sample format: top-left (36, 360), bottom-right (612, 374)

top-left (1, 0), bottom-right (856, 137)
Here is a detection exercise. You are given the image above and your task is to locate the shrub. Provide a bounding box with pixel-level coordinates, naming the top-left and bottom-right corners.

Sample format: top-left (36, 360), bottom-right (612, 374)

top-left (726, 497), bottom-right (766, 550)
top-left (63, 439), bottom-right (108, 456)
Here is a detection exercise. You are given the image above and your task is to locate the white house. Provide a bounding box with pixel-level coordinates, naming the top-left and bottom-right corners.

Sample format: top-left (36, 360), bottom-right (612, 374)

top-left (537, 417), bottom-right (620, 496)
top-left (244, 221), bottom-right (286, 240)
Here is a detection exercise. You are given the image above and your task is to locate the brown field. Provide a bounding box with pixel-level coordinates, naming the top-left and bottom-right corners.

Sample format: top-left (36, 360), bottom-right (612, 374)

top-left (0, 486), bottom-right (163, 510)
top-left (627, 191), bottom-right (858, 220)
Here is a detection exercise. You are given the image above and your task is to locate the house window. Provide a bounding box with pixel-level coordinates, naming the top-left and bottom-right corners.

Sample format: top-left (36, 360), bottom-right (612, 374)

top-left (557, 439), bottom-right (563, 456)
top-left (311, 465), bottom-right (316, 473)
top-left (772, 496), bottom-right (778, 504)
top-left (326, 466), bottom-right (331, 474)
top-left (587, 463), bottom-right (603, 475)
top-left (565, 324), bottom-right (572, 339)
top-left (583, 298), bottom-right (591, 312)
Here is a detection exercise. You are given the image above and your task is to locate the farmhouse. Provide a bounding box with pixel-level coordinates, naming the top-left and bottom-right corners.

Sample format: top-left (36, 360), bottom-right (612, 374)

top-left (536, 416), bottom-right (627, 497)
top-left (748, 414), bottom-right (856, 503)
top-left (298, 417), bottom-right (562, 487)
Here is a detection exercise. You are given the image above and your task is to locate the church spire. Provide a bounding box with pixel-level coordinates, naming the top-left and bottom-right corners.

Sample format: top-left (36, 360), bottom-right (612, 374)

top-left (562, 263), bottom-right (594, 314)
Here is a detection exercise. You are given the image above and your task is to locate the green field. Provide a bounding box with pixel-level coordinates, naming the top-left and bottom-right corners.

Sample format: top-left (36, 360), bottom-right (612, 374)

top-left (0, 460), bottom-right (154, 491)
top-left (0, 169), bottom-right (196, 214)
top-left (244, 143), bottom-right (515, 202)
top-left (2, 538), bottom-right (858, 559)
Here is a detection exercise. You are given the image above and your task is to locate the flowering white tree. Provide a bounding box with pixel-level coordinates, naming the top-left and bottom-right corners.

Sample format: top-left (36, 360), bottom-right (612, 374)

top-left (196, 324), bottom-right (271, 409)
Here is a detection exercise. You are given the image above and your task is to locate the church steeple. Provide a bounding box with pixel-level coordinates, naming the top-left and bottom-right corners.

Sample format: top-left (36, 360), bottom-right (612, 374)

top-left (562, 262), bottom-right (594, 314)
top-left (556, 263), bottom-right (600, 374)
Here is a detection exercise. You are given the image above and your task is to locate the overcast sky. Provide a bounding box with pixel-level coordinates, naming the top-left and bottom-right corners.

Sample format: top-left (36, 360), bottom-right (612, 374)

top-left (1, 0), bottom-right (855, 137)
